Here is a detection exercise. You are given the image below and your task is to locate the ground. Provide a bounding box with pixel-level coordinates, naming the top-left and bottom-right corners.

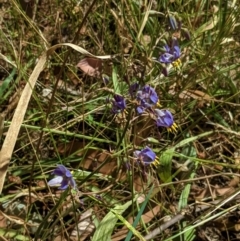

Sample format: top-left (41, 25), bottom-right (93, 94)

top-left (0, 0), bottom-right (240, 241)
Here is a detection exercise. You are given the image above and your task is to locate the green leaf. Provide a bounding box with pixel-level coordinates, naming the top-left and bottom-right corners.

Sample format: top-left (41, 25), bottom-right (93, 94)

top-left (92, 196), bottom-right (139, 241)
top-left (158, 148), bottom-right (174, 183)
top-left (112, 66), bottom-right (120, 94)
top-left (158, 131), bottom-right (213, 183)
top-left (0, 68), bottom-right (16, 103)
top-left (0, 228), bottom-right (30, 241)
top-left (174, 131), bottom-right (213, 149)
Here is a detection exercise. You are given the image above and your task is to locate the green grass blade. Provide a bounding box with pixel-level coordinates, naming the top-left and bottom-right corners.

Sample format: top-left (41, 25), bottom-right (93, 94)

top-left (125, 185), bottom-right (154, 241)
top-left (113, 212), bottom-right (145, 241)
top-left (0, 68), bottom-right (16, 102)
top-left (92, 195), bottom-right (139, 241)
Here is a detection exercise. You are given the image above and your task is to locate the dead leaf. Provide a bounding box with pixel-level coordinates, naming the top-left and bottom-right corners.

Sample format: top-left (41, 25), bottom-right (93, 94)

top-left (197, 152), bottom-right (206, 159)
top-left (77, 57), bottom-right (102, 77)
top-left (70, 209), bottom-right (95, 241)
top-left (58, 141), bottom-right (85, 156)
top-left (80, 150), bottom-right (117, 175)
top-left (195, 188), bottom-right (207, 201)
top-left (133, 172), bottom-right (158, 193)
top-left (228, 176), bottom-right (240, 187)
top-left (8, 175), bottom-right (22, 185)
top-left (133, 116), bottom-right (155, 146)
top-left (54, 236), bottom-right (67, 241)
top-left (234, 224), bottom-right (240, 232)
top-left (140, 35), bottom-right (151, 46)
top-left (195, 185), bottom-right (235, 201)
top-left (128, 205), bottom-right (160, 224)
top-left (0, 114), bottom-right (4, 140)
top-left (179, 89), bottom-right (212, 101)
top-left (123, 42), bottom-right (133, 54)
top-left (0, 212), bottom-right (7, 228)
top-left (58, 141), bottom-right (118, 175)
top-left (215, 186), bottom-right (234, 197)
top-left (234, 150), bottom-right (240, 165)
top-left (5, 89), bottom-right (22, 116)
top-left (213, 164), bottom-right (224, 171)
top-left (197, 15), bottom-right (218, 33)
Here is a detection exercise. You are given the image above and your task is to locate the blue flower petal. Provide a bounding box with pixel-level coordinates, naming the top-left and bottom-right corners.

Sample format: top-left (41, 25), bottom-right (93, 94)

top-left (48, 165), bottom-right (77, 190)
top-left (159, 53), bottom-right (174, 63)
top-left (48, 176), bottom-right (63, 187)
top-left (163, 115), bottom-right (174, 126)
top-left (69, 178), bottom-right (77, 189)
top-left (112, 95), bottom-right (126, 113)
top-left (134, 150), bottom-right (141, 157)
top-left (135, 147), bottom-right (156, 165)
top-left (159, 40), bottom-right (181, 64)
top-left (142, 147), bottom-right (156, 161)
top-left (53, 165), bottom-right (67, 175)
top-left (136, 106), bottom-right (144, 114)
top-left (59, 179), bottom-right (69, 190)
top-left (164, 45), bottom-right (171, 52)
top-left (155, 109), bottom-right (165, 117)
top-left (136, 85), bottom-right (159, 113)
top-left (149, 93), bottom-right (158, 103)
top-left (155, 109), bottom-right (174, 128)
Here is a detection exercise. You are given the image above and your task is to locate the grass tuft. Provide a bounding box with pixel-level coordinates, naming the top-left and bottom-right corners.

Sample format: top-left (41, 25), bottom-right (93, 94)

top-left (0, 0), bottom-right (240, 240)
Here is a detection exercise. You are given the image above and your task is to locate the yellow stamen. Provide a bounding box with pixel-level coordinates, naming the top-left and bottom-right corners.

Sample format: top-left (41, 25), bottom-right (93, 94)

top-left (167, 122), bottom-right (178, 133)
top-left (156, 100), bottom-right (162, 108)
top-left (152, 157), bottom-right (160, 167)
top-left (172, 59), bottom-right (182, 69)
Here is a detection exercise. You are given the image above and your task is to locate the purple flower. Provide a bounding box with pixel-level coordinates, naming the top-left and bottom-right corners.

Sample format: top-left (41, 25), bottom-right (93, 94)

top-left (136, 85), bottom-right (159, 114)
top-left (159, 39), bottom-right (181, 64)
top-left (168, 15), bottom-right (179, 31)
top-left (129, 82), bottom-right (140, 97)
top-left (155, 109), bottom-right (177, 132)
top-left (112, 94), bottom-right (126, 113)
top-left (48, 165), bottom-right (76, 190)
top-left (134, 147), bottom-right (156, 165)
